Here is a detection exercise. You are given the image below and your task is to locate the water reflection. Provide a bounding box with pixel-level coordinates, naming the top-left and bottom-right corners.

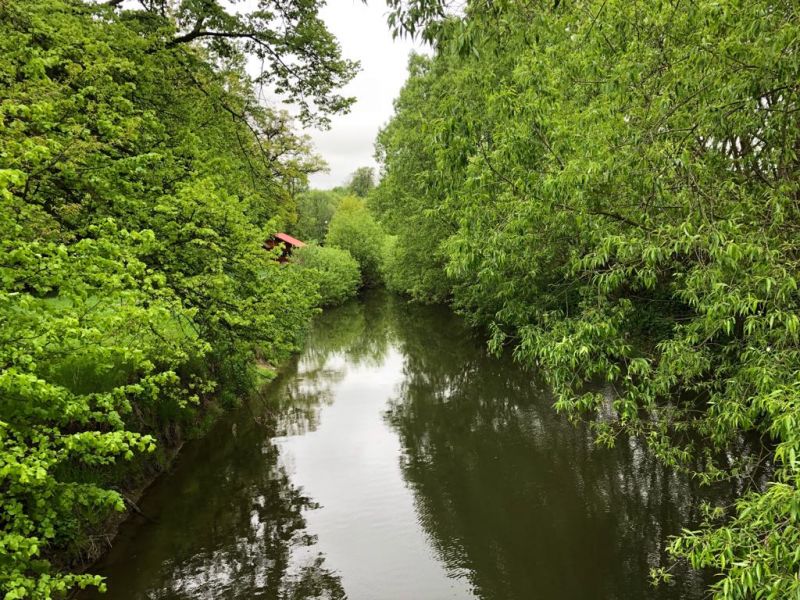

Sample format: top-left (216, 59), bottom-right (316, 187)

top-left (300, 295), bottom-right (396, 370)
top-left (81, 359), bottom-right (345, 600)
top-left (385, 300), bottom-right (713, 599)
top-left (85, 291), bottom-right (720, 599)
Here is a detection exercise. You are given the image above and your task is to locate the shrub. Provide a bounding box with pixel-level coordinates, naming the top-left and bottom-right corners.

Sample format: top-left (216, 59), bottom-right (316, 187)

top-left (325, 197), bottom-right (386, 287)
top-left (293, 245), bottom-right (361, 306)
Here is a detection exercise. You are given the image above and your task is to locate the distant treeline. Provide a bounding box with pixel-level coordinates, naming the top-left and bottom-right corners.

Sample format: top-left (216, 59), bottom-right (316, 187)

top-left (373, 1), bottom-right (800, 598)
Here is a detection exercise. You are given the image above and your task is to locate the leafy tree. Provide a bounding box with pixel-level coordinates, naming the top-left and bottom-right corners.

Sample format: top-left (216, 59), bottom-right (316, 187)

top-left (293, 189), bottom-right (342, 242)
top-left (373, 53), bottom-right (454, 302)
top-left (292, 245), bottom-right (361, 307)
top-left (0, 0), bottom-right (353, 596)
top-left (107, 0), bottom-right (359, 126)
top-left (346, 166), bottom-right (376, 197)
top-left (376, 1), bottom-right (800, 598)
top-left (325, 197), bottom-right (386, 287)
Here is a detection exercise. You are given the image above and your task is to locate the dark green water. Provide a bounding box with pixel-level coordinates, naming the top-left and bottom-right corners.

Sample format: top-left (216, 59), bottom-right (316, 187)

top-left (84, 291), bottom-right (714, 599)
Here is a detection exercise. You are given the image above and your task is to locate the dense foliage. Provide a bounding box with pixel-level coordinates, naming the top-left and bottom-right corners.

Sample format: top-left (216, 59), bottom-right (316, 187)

top-left (372, 55), bottom-right (454, 302)
top-left (326, 197), bottom-right (387, 288)
top-left (346, 166), bottom-right (376, 198)
top-left (0, 0), bottom-right (354, 596)
top-left (293, 167), bottom-right (378, 243)
top-left (292, 245), bottom-right (361, 307)
top-left (293, 189), bottom-right (343, 243)
top-left (375, 1), bottom-right (800, 598)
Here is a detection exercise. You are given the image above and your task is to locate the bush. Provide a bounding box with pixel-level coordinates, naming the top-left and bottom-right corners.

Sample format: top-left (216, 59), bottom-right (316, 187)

top-left (325, 197), bottom-right (386, 287)
top-left (293, 245), bottom-right (361, 306)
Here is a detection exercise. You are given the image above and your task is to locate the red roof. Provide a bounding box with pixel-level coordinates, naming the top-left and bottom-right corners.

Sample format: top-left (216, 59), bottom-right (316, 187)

top-left (274, 232), bottom-right (306, 247)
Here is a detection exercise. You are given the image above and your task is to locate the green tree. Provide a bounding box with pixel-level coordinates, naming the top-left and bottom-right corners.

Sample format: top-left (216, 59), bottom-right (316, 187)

top-left (325, 197), bottom-right (386, 287)
top-left (294, 189), bottom-right (342, 242)
top-left (347, 166), bottom-right (376, 197)
top-left (376, 2), bottom-right (800, 598)
top-left (373, 54), bottom-right (455, 302)
top-left (111, 0), bottom-right (359, 126)
top-left (0, 0), bottom-right (354, 596)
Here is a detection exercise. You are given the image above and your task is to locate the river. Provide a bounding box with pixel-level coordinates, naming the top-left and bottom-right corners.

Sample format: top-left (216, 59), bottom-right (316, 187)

top-left (83, 291), bottom-right (714, 599)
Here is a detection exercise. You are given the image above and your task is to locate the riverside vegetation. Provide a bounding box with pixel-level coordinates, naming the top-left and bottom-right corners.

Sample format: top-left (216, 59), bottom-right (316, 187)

top-left (0, 0), bottom-right (365, 596)
top-left (372, 1), bottom-right (800, 599)
top-left (2, 0), bottom-right (799, 599)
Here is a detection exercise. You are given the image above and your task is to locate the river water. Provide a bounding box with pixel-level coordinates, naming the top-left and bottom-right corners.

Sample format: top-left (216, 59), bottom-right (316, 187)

top-left (84, 291), bottom-right (713, 599)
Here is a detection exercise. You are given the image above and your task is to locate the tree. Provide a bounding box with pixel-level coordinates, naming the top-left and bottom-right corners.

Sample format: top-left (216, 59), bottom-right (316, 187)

top-left (108, 0), bottom-right (359, 126)
top-left (373, 54), bottom-right (454, 302)
top-left (346, 167), bottom-right (375, 197)
top-left (325, 197), bottom-right (386, 287)
top-left (294, 190), bottom-right (342, 242)
top-left (0, 0), bottom-right (351, 595)
top-left (375, 1), bottom-right (800, 598)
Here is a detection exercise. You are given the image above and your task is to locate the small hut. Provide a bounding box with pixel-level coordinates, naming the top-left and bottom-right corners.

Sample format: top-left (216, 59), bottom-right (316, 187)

top-left (265, 232), bottom-right (306, 263)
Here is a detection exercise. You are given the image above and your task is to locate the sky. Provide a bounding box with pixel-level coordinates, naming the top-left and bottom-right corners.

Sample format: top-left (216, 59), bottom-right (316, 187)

top-left (303, 1), bottom-right (427, 189)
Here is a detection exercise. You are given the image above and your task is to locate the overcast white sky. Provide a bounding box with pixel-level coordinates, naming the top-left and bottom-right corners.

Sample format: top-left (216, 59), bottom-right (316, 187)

top-left (303, 1), bottom-right (427, 189)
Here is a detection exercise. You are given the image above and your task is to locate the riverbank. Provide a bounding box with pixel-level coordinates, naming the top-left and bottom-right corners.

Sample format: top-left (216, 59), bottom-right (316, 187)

top-left (68, 443), bottom-right (184, 577)
top-left (1, 3), bottom-right (340, 596)
top-left (67, 358), bottom-right (296, 580)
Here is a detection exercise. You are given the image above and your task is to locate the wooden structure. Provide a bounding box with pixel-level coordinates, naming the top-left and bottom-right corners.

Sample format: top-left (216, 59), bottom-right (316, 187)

top-left (265, 232), bottom-right (306, 263)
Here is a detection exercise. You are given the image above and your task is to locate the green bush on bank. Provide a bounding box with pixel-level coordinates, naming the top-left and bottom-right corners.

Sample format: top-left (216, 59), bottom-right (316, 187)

top-left (380, 234), bottom-right (451, 303)
top-left (325, 197), bottom-right (386, 288)
top-left (292, 245), bottom-right (361, 307)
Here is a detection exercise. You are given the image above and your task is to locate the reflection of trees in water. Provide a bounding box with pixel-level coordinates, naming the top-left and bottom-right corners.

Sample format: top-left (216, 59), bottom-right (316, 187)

top-left (255, 355), bottom-right (344, 438)
top-left (83, 378), bottom-right (345, 600)
top-left (251, 291), bottom-right (399, 439)
top-left (384, 302), bottom-right (721, 600)
top-left (141, 444), bottom-right (344, 600)
top-left (302, 290), bottom-right (398, 370)
top-left (88, 292), bottom-right (729, 600)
